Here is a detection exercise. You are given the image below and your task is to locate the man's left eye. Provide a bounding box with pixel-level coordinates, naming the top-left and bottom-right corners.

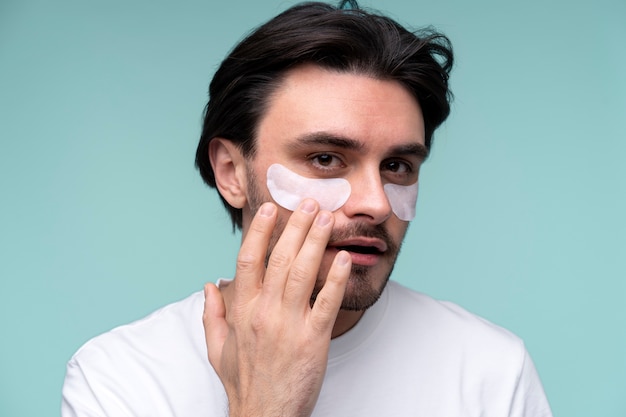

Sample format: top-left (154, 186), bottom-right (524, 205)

top-left (384, 160), bottom-right (411, 173)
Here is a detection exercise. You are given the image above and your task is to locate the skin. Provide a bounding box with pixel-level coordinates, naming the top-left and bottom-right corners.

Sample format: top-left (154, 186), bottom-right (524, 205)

top-left (204, 64), bottom-right (427, 417)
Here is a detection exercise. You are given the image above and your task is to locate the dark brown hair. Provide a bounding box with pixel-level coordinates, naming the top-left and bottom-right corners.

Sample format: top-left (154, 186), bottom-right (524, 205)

top-left (195, 0), bottom-right (453, 229)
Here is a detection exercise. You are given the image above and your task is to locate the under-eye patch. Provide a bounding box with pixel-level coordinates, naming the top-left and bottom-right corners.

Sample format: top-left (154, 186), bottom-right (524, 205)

top-left (266, 164), bottom-right (351, 212)
top-left (266, 163), bottom-right (418, 220)
top-left (384, 183), bottom-right (418, 221)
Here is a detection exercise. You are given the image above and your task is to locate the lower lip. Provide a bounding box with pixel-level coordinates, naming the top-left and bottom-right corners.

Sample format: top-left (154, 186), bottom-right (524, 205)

top-left (327, 247), bottom-right (381, 267)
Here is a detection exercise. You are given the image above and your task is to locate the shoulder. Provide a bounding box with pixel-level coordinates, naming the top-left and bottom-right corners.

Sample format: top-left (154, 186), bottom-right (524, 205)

top-left (384, 280), bottom-right (526, 362)
top-left (387, 281), bottom-right (519, 333)
top-left (331, 282), bottom-right (552, 416)
top-left (384, 282), bottom-right (553, 412)
top-left (62, 290), bottom-right (225, 416)
top-left (70, 290), bottom-right (206, 364)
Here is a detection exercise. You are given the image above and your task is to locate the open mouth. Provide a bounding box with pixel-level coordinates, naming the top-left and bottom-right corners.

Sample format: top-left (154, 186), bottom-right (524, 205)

top-left (336, 245), bottom-right (383, 255)
top-left (331, 242), bottom-right (386, 267)
top-left (328, 238), bottom-right (387, 267)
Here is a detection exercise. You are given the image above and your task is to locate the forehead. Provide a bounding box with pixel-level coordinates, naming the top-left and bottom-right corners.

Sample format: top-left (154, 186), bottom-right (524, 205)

top-left (255, 64), bottom-right (425, 151)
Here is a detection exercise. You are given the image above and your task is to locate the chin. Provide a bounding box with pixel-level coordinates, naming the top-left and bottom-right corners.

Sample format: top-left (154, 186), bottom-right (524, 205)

top-left (338, 265), bottom-right (388, 311)
top-left (310, 263), bottom-right (394, 311)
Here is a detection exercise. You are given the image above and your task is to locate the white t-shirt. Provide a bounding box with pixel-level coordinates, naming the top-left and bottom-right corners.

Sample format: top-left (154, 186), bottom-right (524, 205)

top-left (62, 280), bottom-right (553, 416)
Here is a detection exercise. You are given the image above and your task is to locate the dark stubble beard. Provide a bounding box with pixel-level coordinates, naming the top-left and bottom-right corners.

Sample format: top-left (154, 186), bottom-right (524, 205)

top-left (246, 166), bottom-right (402, 312)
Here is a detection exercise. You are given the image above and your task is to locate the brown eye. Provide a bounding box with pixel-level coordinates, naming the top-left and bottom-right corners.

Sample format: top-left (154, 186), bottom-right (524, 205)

top-left (316, 154), bottom-right (334, 166)
top-left (384, 160), bottom-right (411, 173)
top-left (311, 153), bottom-right (343, 169)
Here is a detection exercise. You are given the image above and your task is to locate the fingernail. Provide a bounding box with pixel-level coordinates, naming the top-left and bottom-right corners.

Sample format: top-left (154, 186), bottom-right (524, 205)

top-left (259, 203), bottom-right (276, 217)
top-left (300, 199), bottom-right (316, 214)
top-left (316, 211), bottom-right (332, 226)
top-left (336, 251), bottom-right (351, 266)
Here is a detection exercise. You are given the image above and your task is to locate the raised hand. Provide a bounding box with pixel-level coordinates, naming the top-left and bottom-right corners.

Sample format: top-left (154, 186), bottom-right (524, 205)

top-left (203, 199), bottom-right (352, 417)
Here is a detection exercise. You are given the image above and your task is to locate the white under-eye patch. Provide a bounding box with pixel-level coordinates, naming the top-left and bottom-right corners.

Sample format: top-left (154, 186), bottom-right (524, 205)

top-left (384, 182), bottom-right (418, 221)
top-left (266, 164), bottom-right (351, 212)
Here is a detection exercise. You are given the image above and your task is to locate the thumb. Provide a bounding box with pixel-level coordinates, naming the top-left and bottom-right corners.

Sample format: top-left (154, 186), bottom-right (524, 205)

top-left (202, 283), bottom-right (228, 370)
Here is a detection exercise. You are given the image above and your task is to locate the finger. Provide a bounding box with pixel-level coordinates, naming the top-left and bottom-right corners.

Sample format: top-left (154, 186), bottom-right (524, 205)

top-left (263, 199), bottom-right (319, 298)
top-left (203, 283), bottom-right (228, 370)
top-left (283, 210), bottom-right (334, 309)
top-left (234, 202), bottom-right (277, 302)
top-left (309, 250), bottom-right (351, 336)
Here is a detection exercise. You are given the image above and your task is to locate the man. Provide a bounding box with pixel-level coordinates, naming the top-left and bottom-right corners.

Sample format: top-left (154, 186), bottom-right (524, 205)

top-left (63, 1), bottom-right (553, 416)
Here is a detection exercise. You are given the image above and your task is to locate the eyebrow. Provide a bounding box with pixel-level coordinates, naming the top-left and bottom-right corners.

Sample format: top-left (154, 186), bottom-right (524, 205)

top-left (388, 143), bottom-right (429, 160)
top-left (291, 132), bottom-right (365, 152)
top-left (290, 131), bottom-right (429, 160)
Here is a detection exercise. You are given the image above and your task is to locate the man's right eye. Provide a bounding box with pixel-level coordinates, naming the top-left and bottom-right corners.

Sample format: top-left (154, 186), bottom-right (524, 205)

top-left (315, 154), bottom-right (334, 166)
top-left (309, 153), bottom-right (345, 170)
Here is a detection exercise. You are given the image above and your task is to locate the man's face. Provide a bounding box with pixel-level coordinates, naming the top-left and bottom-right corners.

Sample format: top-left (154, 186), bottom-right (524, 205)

top-left (242, 64), bottom-right (427, 311)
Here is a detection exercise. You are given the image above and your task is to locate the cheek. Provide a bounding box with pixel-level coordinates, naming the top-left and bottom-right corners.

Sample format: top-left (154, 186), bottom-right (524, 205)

top-left (384, 183), bottom-right (418, 221)
top-left (266, 163), bottom-right (351, 212)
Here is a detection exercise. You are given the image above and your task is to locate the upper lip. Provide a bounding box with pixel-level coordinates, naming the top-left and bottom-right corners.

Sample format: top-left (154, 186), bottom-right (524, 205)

top-left (328, 238), bottom-right (387, 253)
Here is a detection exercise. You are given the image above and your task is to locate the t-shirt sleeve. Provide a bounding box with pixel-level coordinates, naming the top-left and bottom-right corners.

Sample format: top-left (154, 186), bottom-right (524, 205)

top-left (62, 358), bottom-right (108, 417)
top-left (508, 348), bottom-right (553, 417)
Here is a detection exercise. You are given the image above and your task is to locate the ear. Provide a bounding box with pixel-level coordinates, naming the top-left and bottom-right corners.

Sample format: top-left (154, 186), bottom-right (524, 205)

top-left (208, 138), bottom-right (248, 209)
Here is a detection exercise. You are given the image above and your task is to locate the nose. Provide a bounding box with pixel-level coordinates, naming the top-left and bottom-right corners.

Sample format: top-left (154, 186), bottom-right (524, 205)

top-left (341, 168), bottom-right (392, 224)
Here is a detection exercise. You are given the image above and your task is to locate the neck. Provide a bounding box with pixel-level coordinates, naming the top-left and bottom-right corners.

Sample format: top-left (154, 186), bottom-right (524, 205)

top-left (331, 309), bottom-right (364, 338)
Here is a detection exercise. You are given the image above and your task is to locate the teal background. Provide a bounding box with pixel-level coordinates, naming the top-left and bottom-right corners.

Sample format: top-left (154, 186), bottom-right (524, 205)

top-left (1, 0), bottom-right (624, 415)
